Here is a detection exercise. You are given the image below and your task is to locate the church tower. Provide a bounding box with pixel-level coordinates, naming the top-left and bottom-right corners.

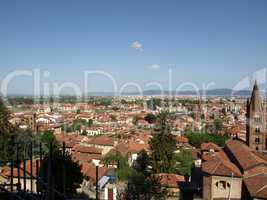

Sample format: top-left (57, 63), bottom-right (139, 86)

top-left (246, 81), bottom-right (266, 151)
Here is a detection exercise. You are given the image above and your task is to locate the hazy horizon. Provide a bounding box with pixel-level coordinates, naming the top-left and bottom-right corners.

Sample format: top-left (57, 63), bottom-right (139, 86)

top-left (1, 0), bottom-right (267, 95)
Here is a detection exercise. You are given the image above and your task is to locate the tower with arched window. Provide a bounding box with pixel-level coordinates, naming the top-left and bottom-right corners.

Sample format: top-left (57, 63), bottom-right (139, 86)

top-left (246, 81), bottom-right (266, 151)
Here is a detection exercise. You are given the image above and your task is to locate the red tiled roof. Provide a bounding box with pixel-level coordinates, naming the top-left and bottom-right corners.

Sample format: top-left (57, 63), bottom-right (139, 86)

top-left (72, 152), bottom-right (102, 163)
top-left (116, 142), bottom-right (129, 155)
top-left (225, 140), bottom-right (267, 171)
top-left (202, 153), bottom-right (215, 162)
top-left (155, 173), bottom-right (185, 188)
top-left (201, 142), bottom-right (221, 152)
top-left (55, 133), bottom-right (84, 148)
top-left (2, 159), bottom-right (39, 178)
top-left (73, 145), bottom-right (102, 154)
top-left (81, 163), bottom-right (106, 185)
top-left (203, 149), bottom-right (230, 162)
top-left (173, 135), bottom-right (189, 144)
top-left (252, 151), bottom-right (267, 162)
top-left (128, 141), bottom-right (149, 153)
top-left (131, 133), bottom-right (152, 143)
top-left (244, 173), bottom-right (267, 199)
top-left (202, 154), bottom-right (242, 177)
top-left (87, 135), bottom-right (114, 146)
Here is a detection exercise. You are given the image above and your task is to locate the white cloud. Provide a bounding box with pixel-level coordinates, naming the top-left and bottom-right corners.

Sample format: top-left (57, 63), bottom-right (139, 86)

top-left (148, 64), bottom-right (161, 69)
top-left (131, 41), bottom-right (143, 51)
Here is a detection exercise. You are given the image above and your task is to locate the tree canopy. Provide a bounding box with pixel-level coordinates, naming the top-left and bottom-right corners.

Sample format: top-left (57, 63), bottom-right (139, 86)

top-left (174, 150), bottom-right (194, 176)
top-left (38, 130), bottom-right (59, 154)
top-left (146, 98), bottom-right (161, 110)
top-left (149, 112), bottom-right (177, 174)
top-left (185, 131), bottom-right (229, 148)
top-left (144, 113), bottom-right (157, 124)
top-left (124, 150), bottom-right (165, 200)
top-left (40, 150), bottom-right (83, 197)
top-left (213, 117), bottom-right (223, 133)
top-left (0, 98), bottom-right (21, 160)
top-left (102, 151), bottom-right (133, 181)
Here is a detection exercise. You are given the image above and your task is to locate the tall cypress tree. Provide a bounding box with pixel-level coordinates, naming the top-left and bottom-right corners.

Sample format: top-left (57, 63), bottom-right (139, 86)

top-left (0, 97), bottom-right (15, 160)
top-left (0, 98), bottom-right (12, 133)
top-left (149, 111), bottom-right (176, 173)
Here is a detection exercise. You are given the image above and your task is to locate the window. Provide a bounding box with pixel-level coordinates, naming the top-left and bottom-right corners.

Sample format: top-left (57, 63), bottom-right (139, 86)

top-left (215, 181), bottom-right (230, 190)
top-left (255, 138), bottom-right (260, 144)
top-left (255, 116), bottom-right (261, 122)
top-left (256, 127), bottom-right (261, 133)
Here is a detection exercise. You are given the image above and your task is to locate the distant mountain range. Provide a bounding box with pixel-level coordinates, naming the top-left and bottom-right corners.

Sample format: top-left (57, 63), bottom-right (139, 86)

top-left (6, 88), bottom-right (258, 97)
top-left (87, 89), bottom-right (256, 97)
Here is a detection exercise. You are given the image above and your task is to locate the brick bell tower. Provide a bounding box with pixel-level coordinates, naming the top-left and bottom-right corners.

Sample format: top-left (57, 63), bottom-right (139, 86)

top-left (246, 81), bottom-right (266, 151)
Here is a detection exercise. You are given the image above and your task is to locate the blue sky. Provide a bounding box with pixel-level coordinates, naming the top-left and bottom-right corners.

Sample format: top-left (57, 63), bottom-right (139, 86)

top-left (0, 0), bottom-right (267, 94)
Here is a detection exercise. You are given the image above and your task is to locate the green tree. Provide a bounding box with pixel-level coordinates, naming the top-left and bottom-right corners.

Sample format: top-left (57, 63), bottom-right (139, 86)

top-left (7, 97), bottom-right (34, 106)
top-left (66, 126), bottom-right (73, 133)
top-left (135, 99), bottom-right (144, 106)
top-left (16, 128), bottom-right (40, 158)
top-left (0, 98), bottom-right (13, 133)
top-left (40, 150), bottom-right (83, 197)
top-left (112, 106), bottom-right (119, 111)
top-left (88, 119), bottom-right (93, 127)
top-left (81, 130), bottom-right (87, 136)
top-left (149, 112), bottom-right (176, 173)
top-left (97, 98), bottom-right (112, 106)
top-left (74, 124), bottom-right (81, 132)
top-left (0, 97), bottom-right (15, 160)
top-left (102, 151), bottom-right (133, 181)
top-left (39, 95), bottom-right (45, 104)
top-left (38, 130), bottom-right (59, 154)
top-left (185, 131), bottom-right (208, 148)
top-left (110, 114), bottom-right (117, 121)
top-left (126, 172), bottom-right (165, 200)
top-left (209, 134), bottom-right (229, 147)
top-left (133, 150), bottom-right (151, 177)
top-left (121, 99), bottom-right (127, 104)
top-left (125, 151), bottom-right (165, 200)
top-left (174, 150), bottom-right (194, 176)
top-left (147, 98), bottom-right (161, 110)
top-left (144, 113), bottom-right (157, 124)
top-left (49, 96), bottom-right (54, 105)
top-left (0, 98), bottom-right (41, 161)
top-left (185, 131), bottom-right (229, 148)
top-left (213, 117), bottom-right (223, 133)
top-left (132, 115), bottom-right (139, 126)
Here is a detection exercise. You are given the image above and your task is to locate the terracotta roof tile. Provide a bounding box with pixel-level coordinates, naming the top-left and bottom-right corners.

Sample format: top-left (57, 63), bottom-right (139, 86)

top-left (71, 152), bottom-right (102, 163)
top-left (115, 142), bottom-right (129, 155)
top-left (173, 135), bottom-right (189, 144)
top-left (155, 173), bottom-right (185, 188)
top-left (225, 140), bottom-right (267, 171)
top-left (81, 163), bottom-right (106, 185)
top-left (87, 135), bottom-right (114, 146)
top-left (202, 154), bottom-right (242, 177)
top-left (244, 173), bottom-right (267, 199)
top-left (73, 145), bottom-right (102, 154)
top-left (128, 141), bottom-right (149, 153)
top-left (2, 159), bottom-right (39, 178)
top-left (201, 142), bottom-right (221, 152)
